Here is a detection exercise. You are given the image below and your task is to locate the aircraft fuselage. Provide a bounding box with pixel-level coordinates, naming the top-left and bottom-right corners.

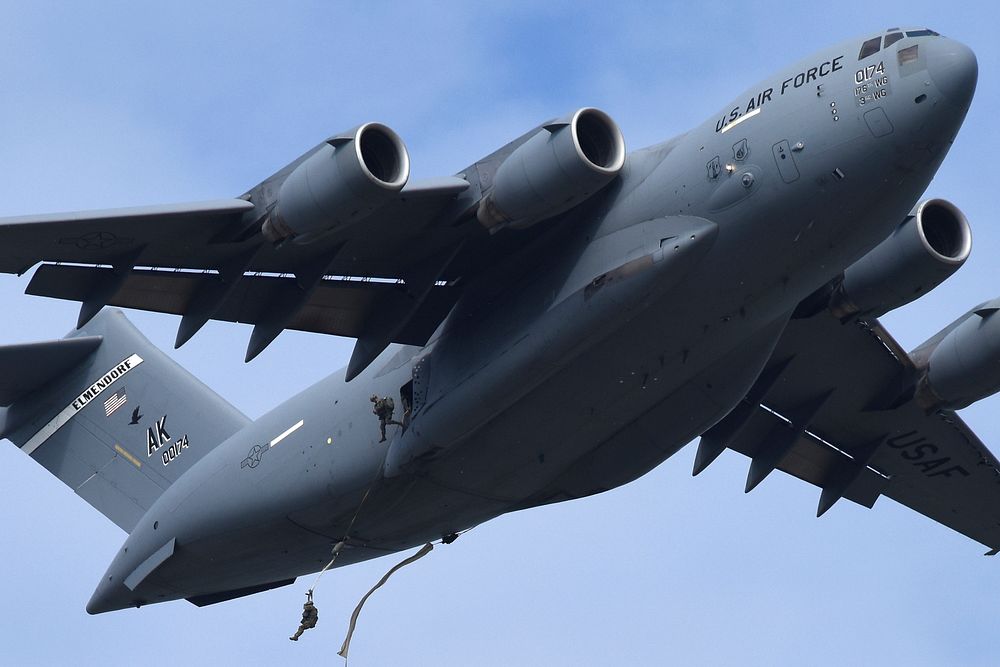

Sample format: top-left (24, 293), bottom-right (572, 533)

top-left (87, 30), bottom-right (977, 612)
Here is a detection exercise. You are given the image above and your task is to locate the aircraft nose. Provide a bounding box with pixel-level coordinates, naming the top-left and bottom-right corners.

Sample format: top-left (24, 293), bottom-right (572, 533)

top-left (924, 38), bottom-right (978, 110)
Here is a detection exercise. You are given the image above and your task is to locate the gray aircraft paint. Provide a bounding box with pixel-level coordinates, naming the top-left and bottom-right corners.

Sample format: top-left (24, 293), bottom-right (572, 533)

top-left (0, 29), bottom-right (984, 614)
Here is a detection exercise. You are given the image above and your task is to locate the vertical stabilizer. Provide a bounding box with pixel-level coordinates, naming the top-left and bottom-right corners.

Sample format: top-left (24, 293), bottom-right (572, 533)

top-left (1, 309), bottom-right (250, 531)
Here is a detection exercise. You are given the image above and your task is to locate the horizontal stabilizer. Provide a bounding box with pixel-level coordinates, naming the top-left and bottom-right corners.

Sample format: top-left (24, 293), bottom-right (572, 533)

top-left (0, 335), bottom-right (102, 407)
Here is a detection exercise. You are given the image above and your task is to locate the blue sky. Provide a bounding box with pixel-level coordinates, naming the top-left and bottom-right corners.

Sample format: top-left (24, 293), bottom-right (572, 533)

top-left (1, 2), bottom-right (999, 665)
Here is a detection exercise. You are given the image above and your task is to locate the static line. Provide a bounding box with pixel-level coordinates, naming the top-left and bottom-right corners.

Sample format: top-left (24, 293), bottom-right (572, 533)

top-left (22, 354), bottom-right (144, 456)
top-left (720, 107), bottom-right (762, 134)
top-left (270, 420), bottom-right (304, 448)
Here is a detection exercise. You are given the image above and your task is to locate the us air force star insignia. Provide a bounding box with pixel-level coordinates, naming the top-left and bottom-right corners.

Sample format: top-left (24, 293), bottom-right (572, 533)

top-left (58, 231), bottom-right (134, 250)
top-left (241, 443), bottom-right (269, 469)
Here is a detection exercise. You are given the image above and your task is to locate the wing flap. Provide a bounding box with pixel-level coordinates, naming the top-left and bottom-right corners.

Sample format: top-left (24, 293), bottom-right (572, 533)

top-left (712, 304), bottom-right (1000, 550)
top-left (720, 402), bottom-right (885, 509)
top-left (27, 264), bottom-right (459, 346)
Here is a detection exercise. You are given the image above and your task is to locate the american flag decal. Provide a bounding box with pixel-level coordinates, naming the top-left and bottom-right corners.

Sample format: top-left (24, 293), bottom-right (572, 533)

top-left (103, 388), bottom-right (127, 417)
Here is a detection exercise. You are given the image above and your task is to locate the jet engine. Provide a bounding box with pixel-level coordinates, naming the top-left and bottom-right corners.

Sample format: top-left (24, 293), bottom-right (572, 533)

top-left (830, 199), bottom-right (971, 319)
top-left (912, 301), bottom-right (1000, 410)
top-left (477, 107), bottom-right (626, 230)
top-left (262, 122), bottom-right (410, 243)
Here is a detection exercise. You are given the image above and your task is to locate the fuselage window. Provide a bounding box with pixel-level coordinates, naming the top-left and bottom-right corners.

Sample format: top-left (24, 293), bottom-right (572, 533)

top-left (884, 32), bottom-right (904, 48)
top-left (898, 44), bottom-right (919, 65)
top-left (858, 37), bottom-right (882, 60)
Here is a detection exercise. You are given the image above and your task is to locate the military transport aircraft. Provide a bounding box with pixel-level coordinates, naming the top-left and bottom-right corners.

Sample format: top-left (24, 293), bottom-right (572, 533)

top-left (0, 27), bottom-right (990, 616)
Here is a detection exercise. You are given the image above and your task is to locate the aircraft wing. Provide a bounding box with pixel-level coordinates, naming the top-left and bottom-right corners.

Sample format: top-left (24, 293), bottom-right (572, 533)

top-left (0, 114), bottom-right (627, 378)
top-left (0, 181), bottom-right (475, 277)
top-left (0, 110), bottom-right (578, 380)
top-left (0, 176), bottom-right (496, 376)
top-left (696, 305), bottom-right (1000, 553)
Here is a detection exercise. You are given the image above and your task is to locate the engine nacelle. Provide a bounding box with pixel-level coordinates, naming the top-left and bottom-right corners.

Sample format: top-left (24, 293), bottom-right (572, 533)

top-left (914, 301), bottom-right (1000, 410)
top-left (262, 122), bottom-right (410, 243)
top-left (830, 199), bottom-right (971, 320)
top-left (477, 107), bottom-right (625, 230)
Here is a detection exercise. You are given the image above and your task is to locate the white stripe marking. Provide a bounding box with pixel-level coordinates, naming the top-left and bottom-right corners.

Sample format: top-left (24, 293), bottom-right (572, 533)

top-left (720, 106), bottom-right (762, 134)
top-left (22, 354), bottom-right (144, 456)
top-left (269, 420), bottom-right (304, 448)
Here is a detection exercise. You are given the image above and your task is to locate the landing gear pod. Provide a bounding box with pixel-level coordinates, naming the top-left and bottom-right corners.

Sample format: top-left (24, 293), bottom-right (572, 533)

top-left (477, 107), bottom-right (626, 231)
top-left (831, 199), bottom-right (971, 320)
top-left (262, 123), bottom-right (410, 243)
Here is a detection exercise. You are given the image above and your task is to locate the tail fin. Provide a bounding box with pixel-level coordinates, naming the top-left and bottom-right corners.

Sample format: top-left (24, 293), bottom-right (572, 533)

top-left (0, 309), bottom-right (249, 531)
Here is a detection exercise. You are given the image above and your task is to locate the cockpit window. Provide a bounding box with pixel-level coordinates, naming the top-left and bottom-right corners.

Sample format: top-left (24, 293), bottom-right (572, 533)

top-left (858, 37), bottom-right (882, 60)
top-left (898, 44), bottom-right (919, 65)
top-left (885, 32), bottom-right (904, 48)
top-left (906, 29), bottom-right (938, 37)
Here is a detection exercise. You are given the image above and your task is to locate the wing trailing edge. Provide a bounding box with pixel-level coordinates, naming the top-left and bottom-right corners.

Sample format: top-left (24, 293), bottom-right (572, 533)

top-left (26, 264), bottom-right (460, 356)
top-left (701, 303), bottom-right (1000, 551)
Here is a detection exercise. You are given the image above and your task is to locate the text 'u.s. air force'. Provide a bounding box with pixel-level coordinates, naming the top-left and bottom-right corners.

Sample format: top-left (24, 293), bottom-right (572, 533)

top-left (716, 56), bottom-right (845, 133)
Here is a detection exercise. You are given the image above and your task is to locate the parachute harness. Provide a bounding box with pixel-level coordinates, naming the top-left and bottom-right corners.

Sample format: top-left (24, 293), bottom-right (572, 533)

top-left (287, 464), bottom-right (473, 660)
top-left (288, 485), bottom-right (372, 643)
